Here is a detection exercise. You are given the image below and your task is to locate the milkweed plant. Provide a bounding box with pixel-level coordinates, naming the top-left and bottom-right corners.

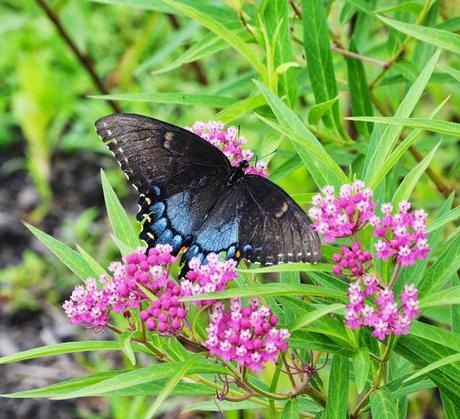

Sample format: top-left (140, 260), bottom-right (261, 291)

top-left (2, 1), bottom-right (460, 418)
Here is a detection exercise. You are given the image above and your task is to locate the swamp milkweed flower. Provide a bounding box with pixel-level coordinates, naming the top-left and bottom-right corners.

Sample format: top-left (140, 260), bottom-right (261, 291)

top-left (311, 180), bottom-right (428, 340)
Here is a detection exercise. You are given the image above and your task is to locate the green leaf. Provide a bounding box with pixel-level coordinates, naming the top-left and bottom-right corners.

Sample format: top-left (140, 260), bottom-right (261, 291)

top-left (391, 141), bottom-right (441, 205)
top-left (289, 304), bottom-right (345, 332)
top-left (90, 92), bottom-right (236, 108)
top-left (76, 245), bottom-right (106, 277)
top-left (181, 283), bottom-right (345, 302)
top-left (239, 263), bottom-right (333, 273)
top-left (441, 391), bottom-right (460, 419)
top-left (301, 0), bottom-right (341, 132)
top-left (151, 31), bottom-right (232, 75)
top-left (135, 21), bottom-right (200, 75)
top-left (428, 206), bottom-right (460, 232)
top-left (353, 348), bottom-right (370, 394)
top-left (24, 223), bottom-right (95, 280)
top-left (161, 0), bottom-right (267, 81)
top-left (254, 81), bottom-right (348, 188)
top-left (0, 341), bottom-right (149, 365)
top-left (215, 95), bottom-right (266, 123)
top-left (261, 0), bottom-right (297, 106)
top-left (419, 233), bottom-right (460, 297)
top-left (1, 371), bottom-right (122, 398)
top-left (373, 97), bottom-right (449, 189)
top-left (370, 388), bottom-right (398, 419)
top-left (403, 353), bottom-right (460, 383)
top-left (52, 357), bottom-right (220, 399)
top-left (119, 332), bottom-right (136, 366)
top-left (348, 117), bottom-right (460, 136)
top-left (326, 355), bottom-right (349, 419)
top-left (377, 15), bottom-right (460, 56)
top-left (184, 400), bottom-right (264, 412)
top-left (344, 0), bottom-right (373, 14)
top-left (270, 155), bottom-right (303, 183)
top-left (307, 97), bottom-right (339, 126)
top-left (111, 234), bottom-right (136, 256)
top-left (410, 321), bottom-right (460, 353)
top-left (363, 50), bottom-right (440, 187)
top-left (346, 39), bottom-right (374, 136)
top-left (144, 354), bottom-right (201, 419)
top-left (281, 398), bottom-right (299, 419)
top-left (419, 286), bottom-right (460, 309)
top-left (101, 169), bottom-right (139, 251)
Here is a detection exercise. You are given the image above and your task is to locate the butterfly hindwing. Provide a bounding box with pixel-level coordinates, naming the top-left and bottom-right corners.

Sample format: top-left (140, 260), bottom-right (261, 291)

top-left (192, 175), bottom-right (321, 264)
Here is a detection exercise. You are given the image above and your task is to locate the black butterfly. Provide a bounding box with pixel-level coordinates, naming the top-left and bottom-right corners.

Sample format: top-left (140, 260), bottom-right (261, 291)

top-left (95, 114), bottom-right (321, 265)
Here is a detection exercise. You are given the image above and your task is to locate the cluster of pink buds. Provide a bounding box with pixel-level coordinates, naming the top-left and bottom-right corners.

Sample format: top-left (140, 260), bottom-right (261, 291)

top-left (371, 202), bottom-right (429, 267)
top-left (180, 253), bottom-right (238, 305)
top-left (332, 242), bottom-right (372, 276)
top-left (63, 245), bottom-right (186, 332)
top-left (345, 280), bottom-right (420, 340)
top-left (140, 280), bottom-right (187, 335)
top-left (187, 121), bottom-right (268, 178)
top-left (308, 181), bottom-right (375, 243)
top-left (205, 298), bottom-right (290, 371)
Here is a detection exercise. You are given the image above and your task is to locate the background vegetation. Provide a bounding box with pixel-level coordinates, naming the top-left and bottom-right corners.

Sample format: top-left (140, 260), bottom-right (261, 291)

top-left (0, 0), bottom-right (459, 418)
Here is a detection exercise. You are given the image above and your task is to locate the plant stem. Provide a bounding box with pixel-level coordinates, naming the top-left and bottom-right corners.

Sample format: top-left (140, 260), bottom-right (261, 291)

top-left (388, 263), bottom-right (401, 289)
top-left (34, 0), bottom-right (121, 113)
top-left (281, 352), bottom-right (297, 389)
top-left (332, 43), bottom-right (387, 67)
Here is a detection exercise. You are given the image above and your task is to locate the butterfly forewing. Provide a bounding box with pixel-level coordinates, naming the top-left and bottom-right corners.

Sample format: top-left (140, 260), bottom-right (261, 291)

top-left (95, 114), bottom-right (231, 253)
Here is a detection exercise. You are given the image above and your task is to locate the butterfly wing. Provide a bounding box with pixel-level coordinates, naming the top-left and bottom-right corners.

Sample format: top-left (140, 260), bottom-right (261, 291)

top-left (95, 113), bottom-right (232, 253)
top-left (193, 175), bottom-right (321, 264)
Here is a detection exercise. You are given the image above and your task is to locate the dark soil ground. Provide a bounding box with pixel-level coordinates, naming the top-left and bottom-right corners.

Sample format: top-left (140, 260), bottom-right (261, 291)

top-left (0, 142), bottom-right (113, 418)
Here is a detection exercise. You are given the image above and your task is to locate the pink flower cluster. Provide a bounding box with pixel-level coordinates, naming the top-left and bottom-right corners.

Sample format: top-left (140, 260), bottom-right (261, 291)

top-left (332, 242), bottom-right (372, 276)
top-left (345, 279), bottom-right (420, 340)
top-left (180, 253), bottom-right (238, 305)
top-left (308, 181), bottom-right (375, 243)
top-left (205, 298), bottom-right (290, 371)
top-left (188, 121), bottom-right (268, 178)
top-left (371, 202), bottom-right (429, 267)
top-left (63, 275), bottom-right (118, 328)
top-left (63, 245), bottom-right (185, 331)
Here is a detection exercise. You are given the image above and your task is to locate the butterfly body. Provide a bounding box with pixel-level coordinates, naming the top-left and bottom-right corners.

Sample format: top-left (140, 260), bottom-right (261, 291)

top-left (96, 113), bottom-right (321, 265)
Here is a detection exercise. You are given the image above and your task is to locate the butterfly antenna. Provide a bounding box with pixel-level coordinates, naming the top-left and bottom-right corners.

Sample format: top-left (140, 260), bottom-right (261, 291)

top-left (256, 148), bottom-right (278, 163)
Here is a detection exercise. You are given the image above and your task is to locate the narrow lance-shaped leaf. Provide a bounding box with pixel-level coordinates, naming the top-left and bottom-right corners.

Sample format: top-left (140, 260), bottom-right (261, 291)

top-left (326, 355), bottom-right (349, 419)
top-left (428, 205), bottom-right (460, 233)
top-left (181, 283), bottom-right (346, 303)
top-left (353, 348), bottom-right (370, 394)
top-left (254, 80), bottom-right (348, 188)
top-left (0, 341), bottom-right (150, 365)
top-left (144, 354), bottom-right (202, 419)
top-left (302, 0), bottom-right (342, 133)
top-left (377, 15), bottom-right (460, 56)
top-left (261, 0), bottom-right (297, 106)
top-left (363, 50), bottom-right (440, 187)
top-left (419, 286), bottom-right (460, 309)
top-left (90, 92), bottom-right (237, 108)
top-left (403, 353), bottom-right (460, 383)
top-left (418, 233), bottom-right (460, 297)
top-left (346, 39), bottom-right (373, 136)
top-left (24, 223), bottom-right (95, 281)
top-left (392, 141), bottom-right (441, 206)
top-left (289, 304), bottom-right (345, 332)
top-left (348, 117), bottom-right (460, 136)
top-left (161, 0), bottom-right (267, 82)
top-left (100, 169), bottom-right (140, 251)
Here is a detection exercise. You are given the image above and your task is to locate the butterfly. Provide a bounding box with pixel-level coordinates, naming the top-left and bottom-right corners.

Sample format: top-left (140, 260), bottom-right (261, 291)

top-left (95, 113), bottom-right (321, 266)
